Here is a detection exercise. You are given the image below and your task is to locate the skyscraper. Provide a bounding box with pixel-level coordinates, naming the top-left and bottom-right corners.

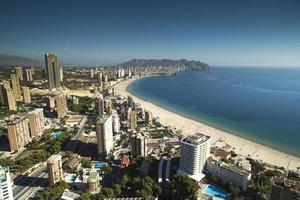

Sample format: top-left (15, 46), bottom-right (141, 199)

top-left (10, 74), bottom-right (21, 101)
top-left (60, 67), bottom-right (63, 82)
top-left (130, 111), bottom-right (137, 130)
top-left (95, 94), bottom-right (104, 116)
top-left (45, 53), bottom-right (61, 90)
top-left (96, 115), bottom-right (113, 159)
top-left (130, 133), bottom-right (147, 157)
top-left (25, 68), bottom-right (33, 81)
top-left (28, 108), bottom-right (45, 137)
top-left (7, 116), bottom-right (31, 152)
top-left (0, 166), bottom-right (14, 200)
top-left (55, 93), bottom-right (67, 118)
top-left (47, 155), bottom-right (64, 185)
top-left (22, 86), bottom-right (31, 104)
top-left (15, 67), bottom-right (23, 81)
top-left (145, 110), bottom-right (153, 126)
top-left (1, 81), bottom-right (16, 111)
top-left (178, 133), bottom-right (210, 182)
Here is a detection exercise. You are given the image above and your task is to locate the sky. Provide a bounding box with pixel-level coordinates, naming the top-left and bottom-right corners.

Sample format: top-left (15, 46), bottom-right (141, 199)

top-left (0, 0), bottom-right (300, 66)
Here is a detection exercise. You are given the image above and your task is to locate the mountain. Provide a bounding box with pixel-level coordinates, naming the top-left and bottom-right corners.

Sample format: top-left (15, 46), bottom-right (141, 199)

top-left (0, 54), bottom-right (44, 67)
top-left (117, 58), bottom-right (211, 70)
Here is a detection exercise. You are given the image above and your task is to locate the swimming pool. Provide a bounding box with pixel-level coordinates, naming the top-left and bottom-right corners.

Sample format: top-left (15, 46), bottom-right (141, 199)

top-left (51, 131), bottom-right (62, 139)
top-left (65, 174), bottom-right (76, 182)
top-left (93, 162), bottom-right (106, 170)
top-left (203, 185), bottom-right (230, 200)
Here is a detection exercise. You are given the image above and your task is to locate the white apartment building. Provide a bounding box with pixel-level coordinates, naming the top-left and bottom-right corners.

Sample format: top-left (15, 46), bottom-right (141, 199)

top-left (205, 157), bottom-right (251, 191)
top-left (96, 115), bottom-right (113, 159)
top-left (178, 133), bottom-right (210, 182)
top-left (112, 112), bottom-right (120, 133)
top-left (0, 166), bottom-right (14, 200)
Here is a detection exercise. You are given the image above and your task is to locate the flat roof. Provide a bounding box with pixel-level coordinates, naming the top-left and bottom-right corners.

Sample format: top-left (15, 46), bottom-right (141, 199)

top-left (182, 133), bottom-right (210, 145)
top-left (88, 171), bottom-right (99, 181)
top-left (47, 154), bottom-right (62, 163)
top-left (177, 169), bottom-right (206, 182)
top-left (97, 114), bottom-right (111, 124)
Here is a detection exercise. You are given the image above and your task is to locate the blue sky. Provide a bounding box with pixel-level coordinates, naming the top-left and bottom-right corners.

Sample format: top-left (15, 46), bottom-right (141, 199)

top-left (0, 0), bottom-right (300, 66)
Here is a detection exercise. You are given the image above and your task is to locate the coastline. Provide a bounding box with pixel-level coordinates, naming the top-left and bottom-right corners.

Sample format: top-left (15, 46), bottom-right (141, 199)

top-left (115, 77), bottom-right (300, 171)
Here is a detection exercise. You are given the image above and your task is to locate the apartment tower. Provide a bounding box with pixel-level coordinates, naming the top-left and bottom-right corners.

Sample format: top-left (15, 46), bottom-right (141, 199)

top-left (7, 116), bottom-right (31, 152)
top-left (47, 155), bottom-right (64, 185)
top-left (96, 115), bottom-right (113, 159)
top-left (45, 53), bottom-right (61, 90)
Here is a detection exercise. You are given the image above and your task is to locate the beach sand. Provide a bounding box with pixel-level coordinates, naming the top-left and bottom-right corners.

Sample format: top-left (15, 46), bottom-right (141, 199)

top-left (115, 77), bottom-right (300, 171)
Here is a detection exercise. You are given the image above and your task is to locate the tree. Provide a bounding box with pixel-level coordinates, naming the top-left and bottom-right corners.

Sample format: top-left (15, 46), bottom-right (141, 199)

top-left (80, 192), bottom-right (92, 200)
top-left (113, 184), bottom-right (122, 196)
top-left (101, 188), bottom-right (115, 198)
top-left (171, 174), bottom-right (198, 200)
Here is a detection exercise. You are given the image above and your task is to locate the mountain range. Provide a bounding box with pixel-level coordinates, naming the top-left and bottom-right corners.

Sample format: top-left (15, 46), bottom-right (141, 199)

top-left (117, 58), bottom-right (211, 70)
top-left (0, 55), bottom-right (211, 70)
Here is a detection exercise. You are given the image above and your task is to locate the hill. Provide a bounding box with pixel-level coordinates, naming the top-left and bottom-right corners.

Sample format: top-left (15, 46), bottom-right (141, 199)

top-left (0, 54), bottom-right (44, 67)
top-left (117, 58), bottom-right (211, 70)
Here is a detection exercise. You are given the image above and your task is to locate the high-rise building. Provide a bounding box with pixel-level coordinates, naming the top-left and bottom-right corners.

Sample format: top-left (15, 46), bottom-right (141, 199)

top-left (98, 72), bottom-right (102, 87)
top-left (25, 69), bottom-right (33, 81)
top-left (105, 99), bottom-right (112, 115)
top-left (7, 116), bottom-right (31, 152)
top-left (72, 96), bottom-right (79, 105)
top-left (130, 133), bottom-right (147, 157)
top-left (88, 170), bottom-right (100, 193)
top-left (15, 67), bottom-right (23, 81)
top-left (60, 67), bottom-right (63, 82)
top-left (90, 69), bottom-right (95, 78)
top-left (45, 96), bottom-right (55, 110)
top-left (55, 93), bottom-right (67, 118)
top-left (96, 115), bottom-right (113, 159)
top-left (45, 53), bottom-right (61, 90)
top-left (47, 155), bottom-right (64, 185)
top-left (112, 112), bottom-right (120, 133)
top-left (130, 111), bottom-right (137, 130)
top-left (10, 74), bottom-right (21, 101)
top-left (178, 133), bottom-right (210, 182)
top-left (128, 96), bottom-right (133, 108)
top-left (0, 83), bottom-right (4, 105)
top-left (30, 67), bottom-right (35, 77)
top-left (95, 94), bottom-right (104, 116)
top-left (28, 108), bottom-right (45, 137)
top-left (145, 110), bottom-right (153, 126)
top-left (22, 86), bottom-right (31, 104)
top-left (0, 166), bottom-right (14, 200)
top-left (1, 82), bottom-right (16, 111)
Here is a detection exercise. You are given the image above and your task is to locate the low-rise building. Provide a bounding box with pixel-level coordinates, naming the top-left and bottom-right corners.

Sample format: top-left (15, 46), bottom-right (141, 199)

top-left (271, 177), bottom-right (300, 200)
top-left (205, 156), bottom-right (251, 191)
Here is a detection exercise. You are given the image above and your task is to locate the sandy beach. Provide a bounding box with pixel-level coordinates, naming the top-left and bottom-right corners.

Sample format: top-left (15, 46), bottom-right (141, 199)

top-left (115, 77), bottom-right (300, 171)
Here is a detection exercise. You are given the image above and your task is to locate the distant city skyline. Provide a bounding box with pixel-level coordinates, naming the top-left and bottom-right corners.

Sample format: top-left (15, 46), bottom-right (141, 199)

top-left (1, 0), bottom-right (300, 67)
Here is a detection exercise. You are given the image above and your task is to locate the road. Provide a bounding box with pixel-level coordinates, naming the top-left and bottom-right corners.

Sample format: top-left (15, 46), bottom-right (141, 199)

top-left (12, 117), bottom-right (87, 200)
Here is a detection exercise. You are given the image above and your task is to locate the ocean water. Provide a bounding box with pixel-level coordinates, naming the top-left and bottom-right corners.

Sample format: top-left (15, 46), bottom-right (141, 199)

top-left (127, 67), bottom-right (300, 157)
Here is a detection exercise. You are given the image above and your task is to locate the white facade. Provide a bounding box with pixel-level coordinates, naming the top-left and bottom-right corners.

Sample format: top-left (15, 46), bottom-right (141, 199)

top-left (112, 113), bottom-right (120, 133)
top-left (178, 133), bottom-right (210, 182)
top-left (205, 158), bottom-right (251, 191)
top-left (0, 166), bottom-right (14, 200)
top-left (96, 115), bottom-right (114, 158)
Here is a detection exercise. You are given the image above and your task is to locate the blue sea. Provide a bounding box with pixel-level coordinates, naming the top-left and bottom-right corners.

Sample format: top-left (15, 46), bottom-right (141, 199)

top-left (127, 67), bottom-right (300, 157)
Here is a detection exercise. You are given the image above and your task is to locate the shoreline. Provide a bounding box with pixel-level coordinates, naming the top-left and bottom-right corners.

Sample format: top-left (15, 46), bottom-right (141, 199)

top-left (115, 76), bottom-right (300, 171)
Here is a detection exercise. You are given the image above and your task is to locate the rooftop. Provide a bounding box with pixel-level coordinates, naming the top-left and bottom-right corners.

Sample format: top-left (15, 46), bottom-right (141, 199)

top-left (97, 114), bottom-right (111, 124)
top-left (47, 154), bottom-right (62, 163)
top-left (0, 166), bottom-right (9, 183)
top-left (182, 133), bottom-right (210, 145)
top-left (88, 171), bottom-right (99, 182)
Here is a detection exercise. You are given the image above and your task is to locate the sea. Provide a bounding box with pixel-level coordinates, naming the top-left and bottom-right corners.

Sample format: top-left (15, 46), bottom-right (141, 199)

top-left (127, 67), bottom-right (300, 157)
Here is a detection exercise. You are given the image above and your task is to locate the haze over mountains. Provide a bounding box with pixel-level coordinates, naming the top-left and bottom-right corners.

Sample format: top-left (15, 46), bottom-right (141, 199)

top-left (0, 54), bottom-right (211, 70)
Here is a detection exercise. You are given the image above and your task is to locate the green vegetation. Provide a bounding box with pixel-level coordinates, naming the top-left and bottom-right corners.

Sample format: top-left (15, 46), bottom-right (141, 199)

top-left (35, 181), bottom-right (69, 200)
top-left (167, 174), bottom-right (198, 200)
top-left (96, 175), bottom-right (161, 199)
top-left (0, 128), bottom-right (73, 172)
top-left (68, 96), bottom-right (94, 113)
top-left (288, 171), bottom-right (300, 181)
